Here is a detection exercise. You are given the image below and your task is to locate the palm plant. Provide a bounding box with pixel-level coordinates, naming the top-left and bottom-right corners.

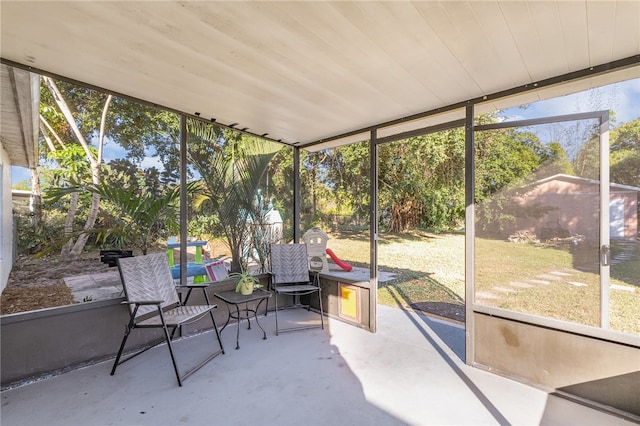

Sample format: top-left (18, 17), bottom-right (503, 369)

top-left (188, 123), bottom-right (281, 273)
top-left (47, 177), bottom-right (180, 255)
top-left (91, 183), bottom-right (180, 254)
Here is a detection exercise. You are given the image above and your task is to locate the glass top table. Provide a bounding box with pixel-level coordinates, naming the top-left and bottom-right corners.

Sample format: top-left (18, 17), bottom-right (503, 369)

top-left (214, 289), bottom-right (272, 350)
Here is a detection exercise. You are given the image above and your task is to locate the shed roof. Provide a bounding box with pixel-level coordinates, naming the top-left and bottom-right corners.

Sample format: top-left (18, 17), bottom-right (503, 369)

top-left (533, 174), bottom-right (640, 193)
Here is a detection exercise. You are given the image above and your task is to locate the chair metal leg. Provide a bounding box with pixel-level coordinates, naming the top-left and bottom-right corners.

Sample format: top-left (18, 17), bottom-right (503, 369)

top-left (208, 310), bottom-right (225, 355)
top-left (110, 326), bottom-right (132, 376)
top-left (318, 288), bottom-right (324, 330)
top-left (272, 289), bottom-right (324, 335)
top-left (274, 291), bottom-right (280, 336)
top-left (234, 304), bottom-right (241, 350)
top-left (111, 308), bottom-right (139, 376)
top-left (161, 322), bottom-right (183, 387)
top-left (168, 313), bottom-right (225, 386)
top-left (202, 288), bottom-right (225, 354)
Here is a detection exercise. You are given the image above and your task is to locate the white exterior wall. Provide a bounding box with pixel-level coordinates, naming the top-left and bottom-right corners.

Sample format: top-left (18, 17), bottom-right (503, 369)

top-left (0, 144), bottom-right (14, 292)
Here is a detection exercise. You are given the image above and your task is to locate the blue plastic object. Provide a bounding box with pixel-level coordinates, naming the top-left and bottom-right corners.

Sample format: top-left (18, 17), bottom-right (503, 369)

top-left (170, 262), bottom-right (208, 280)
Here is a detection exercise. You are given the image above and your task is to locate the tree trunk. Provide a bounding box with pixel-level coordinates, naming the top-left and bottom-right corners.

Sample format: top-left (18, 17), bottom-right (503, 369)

top-left (44, 76), bottom-right (112, 258)
top-left (389, 198), bottom-right (419, 233)
top-left (30, 167), bottom-right (42, 230)
top-left (69, 191), bottom-right (100, 257)
top-left (39, 115), bottom-right (65, 149)
top-left (69, 96), bottom-right (112, 257)
top-left (61, 191), bottom-right (79, 256)
top-left (230, 248), bottom-right (242, 273)
top-left (39, 120), bottom-right (57, 152)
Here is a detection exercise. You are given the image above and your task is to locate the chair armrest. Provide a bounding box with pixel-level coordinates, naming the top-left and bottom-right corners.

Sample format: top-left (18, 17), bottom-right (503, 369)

top-left (121, 300), bottom-right (163, 305)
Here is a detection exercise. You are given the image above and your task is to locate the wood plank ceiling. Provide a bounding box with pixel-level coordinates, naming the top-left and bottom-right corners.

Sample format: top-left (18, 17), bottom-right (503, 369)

top-left (0, 64), bottom-right (39, 168)
top-left (1, 1), bottom-right (639, 150)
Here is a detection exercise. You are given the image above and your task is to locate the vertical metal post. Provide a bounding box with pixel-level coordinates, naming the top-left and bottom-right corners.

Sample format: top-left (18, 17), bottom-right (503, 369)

top-left (293, 146), bottom-right (301, 243)
top-left (600, 111), bottom-right (610, 329)
top-left (464, 105), bottom-right (475, 365)
top-left (179, 115), bottom-right (188, 286)
top-left (369, 130), bottom-right (379, 333)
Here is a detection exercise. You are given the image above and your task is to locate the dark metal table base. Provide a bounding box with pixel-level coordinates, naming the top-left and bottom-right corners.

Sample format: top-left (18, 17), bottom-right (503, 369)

top-left (214, 289), bottom-right (271, 350)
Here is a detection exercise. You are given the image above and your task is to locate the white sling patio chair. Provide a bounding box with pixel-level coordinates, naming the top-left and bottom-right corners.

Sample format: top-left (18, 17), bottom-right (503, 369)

top-left (269, 243), bottom-right (324, 335)
top-left (110, 252), bottom-right (224, 386)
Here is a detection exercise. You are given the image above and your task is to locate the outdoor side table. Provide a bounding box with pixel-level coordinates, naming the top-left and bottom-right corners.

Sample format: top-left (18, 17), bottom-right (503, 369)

top-left (214, 289), bottom-right (272, 350)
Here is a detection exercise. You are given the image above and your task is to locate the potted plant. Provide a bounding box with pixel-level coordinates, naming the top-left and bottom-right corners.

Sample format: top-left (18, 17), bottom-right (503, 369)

top-left (229, 270), bottom-right (260, 296)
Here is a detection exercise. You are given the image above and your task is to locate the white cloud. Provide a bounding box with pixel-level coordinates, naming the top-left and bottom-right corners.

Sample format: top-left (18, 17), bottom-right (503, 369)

top-left (140, 156), bottom-right (164, 172)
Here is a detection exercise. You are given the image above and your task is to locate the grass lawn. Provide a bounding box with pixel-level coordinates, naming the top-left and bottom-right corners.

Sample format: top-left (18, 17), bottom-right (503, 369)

top-left (327, 230), bottom-right (640, 335)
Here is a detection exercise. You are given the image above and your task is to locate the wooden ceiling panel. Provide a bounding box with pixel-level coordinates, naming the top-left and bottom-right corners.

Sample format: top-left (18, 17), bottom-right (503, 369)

top-left (587, 1), bottom-right (618, 65)
top-left (611, 2), bottom-right (640, 60)
top-left (498, 2), bottom-right (552, 82)
top-left (411, 2), bottom-right (486, 97)
top-left (467, 1), bottom-right (528, 91)
top-left (555, 1), bottom-right (591, 74)
top-left (429, 2), bottom-right (499, 90)
top-left (1, 1), bottom-right (638, 149)
top-left (392, 3), bottom-right (475, 105)
top-left (527, 2), bottom-right (571, 78)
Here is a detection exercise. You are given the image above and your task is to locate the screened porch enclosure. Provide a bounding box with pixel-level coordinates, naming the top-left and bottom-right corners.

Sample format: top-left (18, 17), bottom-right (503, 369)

top-left (1, 1), bottom-right (639, 420)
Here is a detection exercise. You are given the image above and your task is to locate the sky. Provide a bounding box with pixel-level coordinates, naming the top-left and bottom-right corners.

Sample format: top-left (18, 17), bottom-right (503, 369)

top-left (498, 78), bottom-right (640, 125)
top-left (11, 79), bottom-right (639, 186)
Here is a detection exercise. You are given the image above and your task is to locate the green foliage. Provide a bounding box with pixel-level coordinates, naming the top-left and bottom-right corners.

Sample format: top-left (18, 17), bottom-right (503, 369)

top-left (187, 121), bottom-right (282, 272)
top-left (188, 214), bottom-right (221, 241)
top-left (299, 141), bottom-right (371, 232)
top-left (45, 144), bottom-right (96, 185)
top-left (15, 211), bottom-right (64, 254)
top-left (300, 150), bottom-right (332, 229)
top-left (611, 149), bottom-right (640, 187)
top-left (475, 123), bottom-right (551, 236)
top-left (105, 158), bottom-right (168, 198)
top-left (611, 118), bottom-right (640, 152)
top-left (94, 182), bottom-right (180, 254)
top-left (379, 128), bottom-right (465, 232)
top-left (30, 75), bottom-right (640, 262)
top-left (539, 142), bottom-right (574, 176)
top-left (12, 180), bottom-right (31, 191)
top-left (475, 127), bottom-right (544, 199)
top-left (35, 77), bottom-right (184, 257)
top-left (297, 114), bottom-right (637, 239)
top-left (610, 119), bottom-right (640, 188)
top-left (475, 116), bottom-right (640, 239)
top-left (40, 79), bottom-right (180, 164)
top-left (228, 270), bottom-right (260, 294)
top-left (326, 142), bottom-right (371, 222)
top-left (573, 134), bottom-right (600, 179)
top-left (610, 118), bottom-right (640, 224)
top-left (266, 147), bottom-right (294, 240)
top-left (46, 173), bottom-right (180, 254)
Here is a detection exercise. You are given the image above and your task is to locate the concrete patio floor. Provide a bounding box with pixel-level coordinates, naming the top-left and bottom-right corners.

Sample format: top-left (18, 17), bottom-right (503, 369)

top-left (1, 305), bottom-right (633, 426)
